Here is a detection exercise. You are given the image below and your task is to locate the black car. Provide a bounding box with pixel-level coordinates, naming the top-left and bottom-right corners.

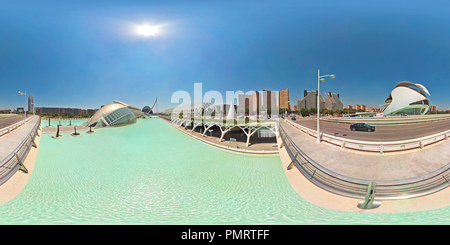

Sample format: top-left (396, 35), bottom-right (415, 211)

top-left (350, 123), bottom-right (375, 132)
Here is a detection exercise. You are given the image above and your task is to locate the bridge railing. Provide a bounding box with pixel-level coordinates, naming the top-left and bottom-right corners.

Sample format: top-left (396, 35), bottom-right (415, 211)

top-left (0, 116), bottom-right (34, 137)
top-left (279, 123), bottom-right (450, 200)
top-left (286, 119), bottom-right (450, 154)
top-left (323, 114), bottom-right (450, 125)
top-left (0, 116), bottom-right (41, 186)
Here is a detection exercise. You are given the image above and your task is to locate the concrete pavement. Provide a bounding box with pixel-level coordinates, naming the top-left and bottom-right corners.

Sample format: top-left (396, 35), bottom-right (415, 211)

top-left (279, 119), bottom-right (450, 213)
top-left (0, 116), bottom-right (41, 204)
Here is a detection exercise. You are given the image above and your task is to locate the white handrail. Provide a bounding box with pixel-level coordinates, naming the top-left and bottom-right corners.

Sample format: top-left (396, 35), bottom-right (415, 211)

top-left (0, 116), bottom-right (34, 137)
top-left (286, 119), bottom-right (450, 153)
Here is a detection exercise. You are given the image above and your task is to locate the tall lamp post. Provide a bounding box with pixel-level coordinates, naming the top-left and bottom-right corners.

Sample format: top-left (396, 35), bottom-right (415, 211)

top-left (18, 90), bottom-right (26, 124)
top-left (317, 69), bottom-right (336, 143)
top-left (284, 100), bottom-right (290, 121)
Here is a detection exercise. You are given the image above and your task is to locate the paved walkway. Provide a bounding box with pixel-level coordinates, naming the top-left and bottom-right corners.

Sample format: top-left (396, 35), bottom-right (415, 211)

top-left (281, 120), bottom-right (450, 181)
top-left (279, 119), bottom-right (450, 213)
top-left (0, 116), bottom-right (41, 204)
top-left (0, 116), bottom-right (40, 160)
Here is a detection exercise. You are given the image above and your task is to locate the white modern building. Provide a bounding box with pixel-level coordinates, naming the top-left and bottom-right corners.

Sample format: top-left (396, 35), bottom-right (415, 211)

top-left (86, 101), bottom-right (139, 128)
top-left (383, 82), bottom-right (430, 115)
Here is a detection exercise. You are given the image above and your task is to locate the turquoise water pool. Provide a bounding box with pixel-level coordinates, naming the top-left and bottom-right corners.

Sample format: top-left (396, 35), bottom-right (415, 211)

top-left (42, 119), bottom-right (87, 127)
top-left (0, 118), bottom-right (449, 224)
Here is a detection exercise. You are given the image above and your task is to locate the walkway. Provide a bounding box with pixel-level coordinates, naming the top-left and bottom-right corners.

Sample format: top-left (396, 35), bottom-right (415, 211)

top-left (161, 117), bottom-right (278, 155)
top-left (0, 116), bottom-right (40, 160)
top-left (279, 119), bottom-right (450, 213)
top-left (0, 116), bottom-right (41, 204)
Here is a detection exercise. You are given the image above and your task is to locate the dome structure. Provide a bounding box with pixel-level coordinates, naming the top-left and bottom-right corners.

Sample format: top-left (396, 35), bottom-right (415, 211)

top-left (142, 106), bottom-right (152, 114)
top-left (383, 82), bottom-right (430, 115)
top-left (86, 103), bottom-right (137, 128)
top-left (113, 100), bottom-right (145, 118)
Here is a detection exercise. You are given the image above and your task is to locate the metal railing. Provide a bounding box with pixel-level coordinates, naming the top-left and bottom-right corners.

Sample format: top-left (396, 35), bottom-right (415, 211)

top-left (287, 119), bottom-right (450, 154)
top-left (323, 114), bottom-right (450, 125)
top-left (279, 123), bottom-right (450, 200)
top-left (0, 116), bottom-right (34, 137)
top-left (0, 116), bottom-right (41, 186)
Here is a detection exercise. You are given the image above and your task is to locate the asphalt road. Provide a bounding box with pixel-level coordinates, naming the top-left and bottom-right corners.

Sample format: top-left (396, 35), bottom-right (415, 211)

top-left (290, 117), bottom-right (450, 142)
top-left (0, 115), bottom-right (29, 129)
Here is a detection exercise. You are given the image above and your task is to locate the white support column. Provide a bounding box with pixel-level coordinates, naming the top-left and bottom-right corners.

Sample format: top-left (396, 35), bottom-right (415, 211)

top-left (202, 123), bottom-right (215, 137)
top-left (219, 125), bottom-right (236, 142)
top-left (239, 126), bottom-right (262, 147)
top-left (192, 122), bottom-right (202, 132)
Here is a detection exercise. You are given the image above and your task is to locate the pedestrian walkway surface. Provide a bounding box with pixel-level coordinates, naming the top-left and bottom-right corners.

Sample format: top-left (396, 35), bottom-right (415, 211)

top-left (281, 120), bottom-right (450, 181)
top-left (0, 116), bottom-right (40, 204)
top-left (0, 116), bottom-right (39, 161)
top-left (279, 119), bottom-right (450, 213)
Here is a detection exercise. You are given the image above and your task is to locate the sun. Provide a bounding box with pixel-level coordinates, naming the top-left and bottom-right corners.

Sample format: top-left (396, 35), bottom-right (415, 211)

top-left (136, 24), bottom-right (159, 37)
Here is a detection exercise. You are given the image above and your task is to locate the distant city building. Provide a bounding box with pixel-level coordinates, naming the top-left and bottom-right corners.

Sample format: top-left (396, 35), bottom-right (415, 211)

top-left (296, 99), bottom-right (302, 111)
top-left (353, 104), bottom-right (366, 111)
top-left (278, 88), bottom-right (290, 110)
top-left (35, 107), bottom-right (98, 115)
top-left (238, 92), bottom-right (259, 116)
top-left (237, 90), bottom-right (278, 117)
top-left (261, 90), bottom-right (277, 111)
top-left (430, 105), bottom-right (437, 112)
top-left (383, 82), bottom-right (430, 115)
top-left (298, 90), bottom-right (324, 110)
top-left (28, 95), bottom-right (34, 114)
top-left (324, 92), bottom-right (343, 111)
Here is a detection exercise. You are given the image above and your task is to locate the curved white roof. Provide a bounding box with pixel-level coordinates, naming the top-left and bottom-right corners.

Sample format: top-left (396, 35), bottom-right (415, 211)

top-left (86, 103), bottom-right (126, 126)
top-left (86, 102), bottom-right (137, 127)
top-left (383, 82), bottom-right (430, 115)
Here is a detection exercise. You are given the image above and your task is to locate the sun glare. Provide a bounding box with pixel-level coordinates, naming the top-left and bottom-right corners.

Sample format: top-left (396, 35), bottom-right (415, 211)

top-left (136, 24), bottom-right (159, 37)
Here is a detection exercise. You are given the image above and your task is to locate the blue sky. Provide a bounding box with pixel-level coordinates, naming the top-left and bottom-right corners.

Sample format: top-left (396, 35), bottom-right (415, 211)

top-left (1, 0), bottom-right (450, 111)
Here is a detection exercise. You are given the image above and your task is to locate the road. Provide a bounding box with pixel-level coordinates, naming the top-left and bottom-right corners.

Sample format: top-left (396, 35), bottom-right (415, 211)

top-left (289, 117), bottom-right (450, 142)
top-left (0, 115), bottom-right (29, 129)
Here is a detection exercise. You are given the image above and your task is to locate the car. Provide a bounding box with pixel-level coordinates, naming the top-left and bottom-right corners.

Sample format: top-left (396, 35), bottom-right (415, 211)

top-left (350, 123), bottom-right (375, 132)
top-left (292, 117), bottom-right (296, 120)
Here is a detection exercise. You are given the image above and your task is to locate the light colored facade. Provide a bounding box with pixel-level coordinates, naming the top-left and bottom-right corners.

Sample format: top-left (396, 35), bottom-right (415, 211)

top-left (430, 105), bottom-right (437, 112)
top-left (324, 92), bottom-right (343, 111)
top-left (298, 90), bottom-right (325, 110)
top-left (238, 90), bottom-right (278, 118)
top-left (238, 92), bottom-right (259, 116)
top-left (296, 98), bottom-right (302, 111)
top-left (86, 102), bottom-right (137, 128)
top-left (383, 82), bottom-right (430, 115)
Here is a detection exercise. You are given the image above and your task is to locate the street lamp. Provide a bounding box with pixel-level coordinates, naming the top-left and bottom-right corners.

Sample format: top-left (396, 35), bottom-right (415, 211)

top-left (284, 100), bottom-right (290, 121)
top-left (18, 90), bottom-right (26, 124)
top-left (317, 69), bottom-right (335, 143)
